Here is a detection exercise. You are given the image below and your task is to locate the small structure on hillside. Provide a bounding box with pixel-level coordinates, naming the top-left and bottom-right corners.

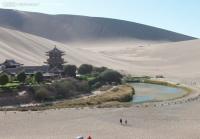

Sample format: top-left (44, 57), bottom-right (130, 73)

top-left (45, 46), bottom-right (66, 70)
top-left (1, 59), bottom-right (23, 69)
top-left (0, 59), bottom-right (23, 76)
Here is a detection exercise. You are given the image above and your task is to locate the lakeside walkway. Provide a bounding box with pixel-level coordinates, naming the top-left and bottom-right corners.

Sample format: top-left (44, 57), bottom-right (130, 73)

top-left (1, 97), bottom-right (200, 138)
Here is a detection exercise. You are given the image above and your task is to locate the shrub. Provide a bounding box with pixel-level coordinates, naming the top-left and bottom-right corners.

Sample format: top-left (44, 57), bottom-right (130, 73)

top-left (75, 81), bottom-right (89, 93)
top-left (63, 65), bottom-right (77, 77)
top-left (17, 72), bottom-right (26, 83)
top-left (99, 69), bottom-right (122, 84)
top-left (91, 81), bottom-right (103, 90)
top-left (34, 78), bottom-right (91, 102)
top-left (35, 87), bottom-right (49, 101)
top-left (93, 66), bottom-right (107, 73)
top-left (34, 72), bottom-right (43, 83)
top-left (0, 74), bottom-right (9, 85)
top-left (156, 75), bottom-right (164, 78)
top-left (25, 76), bottom-right (34, 85)
top-left (53, 80), bottom-right (75, 98)
top-left (78, 64), bottom-right (93, 75)
top-left (88, 77), bottom-right (102, 90)
top-left (88, 77), bottom-right (99, 86)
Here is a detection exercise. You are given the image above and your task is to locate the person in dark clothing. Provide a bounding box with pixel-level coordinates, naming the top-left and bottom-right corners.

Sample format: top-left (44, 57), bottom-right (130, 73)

top-left (120, 118), bottom-right (122, 125)
top-left (125, 119), bottom-right (127, 125)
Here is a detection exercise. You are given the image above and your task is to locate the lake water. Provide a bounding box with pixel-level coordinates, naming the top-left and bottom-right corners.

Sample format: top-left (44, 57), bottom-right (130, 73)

top-left (130, 83), bottom-right (188, 103)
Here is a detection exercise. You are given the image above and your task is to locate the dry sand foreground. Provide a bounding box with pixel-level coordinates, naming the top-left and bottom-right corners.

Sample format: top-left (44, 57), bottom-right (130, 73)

top-left (1, 99), bottom-right (200, 139)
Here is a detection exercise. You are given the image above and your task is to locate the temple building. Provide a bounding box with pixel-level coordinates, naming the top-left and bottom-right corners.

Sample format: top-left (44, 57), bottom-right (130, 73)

top-left (45, 47), bottom-right (66, 70)
top-left (1, 59), bottom-right (23, 69)
top-left (0, 47), bottom-right (66, 78)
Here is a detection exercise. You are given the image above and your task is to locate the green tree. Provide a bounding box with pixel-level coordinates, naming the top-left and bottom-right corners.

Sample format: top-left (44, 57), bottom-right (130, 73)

top-left (99, 69), bottom-right (122, 84)
top-left (78, 64), bottom-right (93, 75)
top-left (0, 74), bottom-right (9, 85)
top-left (34, 72), bottom-right (43, 83)
top-left (17, 72), bottom-right (26, 83)
top-left (93, 66), bottom-right (107, 73)
top-left (63, 65), bottom-right (77, 77)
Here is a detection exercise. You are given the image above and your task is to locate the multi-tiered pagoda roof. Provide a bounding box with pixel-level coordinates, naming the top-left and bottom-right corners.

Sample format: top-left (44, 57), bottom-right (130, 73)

top-left (45, 46), bottom-right (66, 70)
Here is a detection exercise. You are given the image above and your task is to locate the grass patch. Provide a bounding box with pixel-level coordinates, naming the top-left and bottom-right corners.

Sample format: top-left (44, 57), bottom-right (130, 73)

top-left (123, 75), bottom-right (151, 83)
top-left (0, 82), bottom-right (21, 89)
top-left (53, 84), bottom-right (135, 108)
top-left (78, 74), bottom-right (97, 81)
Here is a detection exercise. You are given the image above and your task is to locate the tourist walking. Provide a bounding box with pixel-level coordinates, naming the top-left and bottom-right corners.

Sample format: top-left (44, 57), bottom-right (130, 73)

top-left (120, 118), bottom-right (122, 125)
top-left (87, 135), bottom-right (92, 139)
top-left (125, 119), bottom-right (127, 125)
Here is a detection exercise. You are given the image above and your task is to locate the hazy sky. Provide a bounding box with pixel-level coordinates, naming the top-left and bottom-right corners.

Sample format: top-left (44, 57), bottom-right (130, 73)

top-left (0, 0), bottom-right (199, 38)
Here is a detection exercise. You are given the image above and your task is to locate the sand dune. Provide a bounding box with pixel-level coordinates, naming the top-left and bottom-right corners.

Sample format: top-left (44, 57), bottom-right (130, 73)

top-left (75, 39), bottom-right (200, 80)
top-left (0, 26), bottom-right (200, 82)
top-left (0, 27), bottom-right (128, 68)
top-left (0, 8), bottom-right (196, 43)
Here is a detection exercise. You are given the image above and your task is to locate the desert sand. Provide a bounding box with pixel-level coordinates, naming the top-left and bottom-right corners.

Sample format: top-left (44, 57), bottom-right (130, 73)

top-left (1, 26), bottom-right (200, 138)
top-left (1, 99), bottom-right (200, 139)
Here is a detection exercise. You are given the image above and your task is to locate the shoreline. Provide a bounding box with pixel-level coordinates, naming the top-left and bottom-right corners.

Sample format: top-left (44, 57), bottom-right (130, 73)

top-left (0, 79), bottom-right (197, 111)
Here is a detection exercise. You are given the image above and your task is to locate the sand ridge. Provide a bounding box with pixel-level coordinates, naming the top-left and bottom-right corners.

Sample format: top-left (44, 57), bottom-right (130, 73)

top-left (1, 27), bottom-right (200, 80)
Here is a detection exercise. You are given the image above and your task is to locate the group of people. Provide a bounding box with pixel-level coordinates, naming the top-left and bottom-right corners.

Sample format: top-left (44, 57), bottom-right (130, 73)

top-left (75, 136), bottom-right (92, 139)
top-left (76, 119), bottom-right (127, 139)
top-left (76, 119), bottom-right (128, 139)
top-left (87, 136), bottom-right (92, 139)
top-left (120, 118), bottom-right (128, 125)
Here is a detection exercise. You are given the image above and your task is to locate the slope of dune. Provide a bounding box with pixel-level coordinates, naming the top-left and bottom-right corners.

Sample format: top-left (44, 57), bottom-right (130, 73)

top-left (0, 8), bottom-right (196, 43)
top-left (76, 39), bottom-right (200, 80)
top-left (0, 26), bottom-right (200, 81)
top-left (0, 27), bottom-right (126, 68)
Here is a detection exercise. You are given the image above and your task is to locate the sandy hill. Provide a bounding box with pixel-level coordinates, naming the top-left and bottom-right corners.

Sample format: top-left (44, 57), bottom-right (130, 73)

top-left (0, 8), bottom-right (196, 43)
top-left (78, 39), bottom-right (200, 79)
top-left (85, 40), bottom-right (200, 79)
top-left (0, 27), bottom-right (124, 67)
top-left (0, 26), bottom-right (200, 80)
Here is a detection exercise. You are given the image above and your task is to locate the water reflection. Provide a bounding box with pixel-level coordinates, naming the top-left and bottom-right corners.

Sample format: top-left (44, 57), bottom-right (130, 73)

top-left (131, 83), bottom-right (187, 103)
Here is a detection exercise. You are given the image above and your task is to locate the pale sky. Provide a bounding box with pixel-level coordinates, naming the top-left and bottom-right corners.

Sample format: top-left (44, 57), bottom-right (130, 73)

top-left (0, 0), bottom-right (199, 38)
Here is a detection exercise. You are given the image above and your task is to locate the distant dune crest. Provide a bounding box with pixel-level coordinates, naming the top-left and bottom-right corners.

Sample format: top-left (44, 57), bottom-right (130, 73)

top-left (0, 9), bottom-right (196, 43)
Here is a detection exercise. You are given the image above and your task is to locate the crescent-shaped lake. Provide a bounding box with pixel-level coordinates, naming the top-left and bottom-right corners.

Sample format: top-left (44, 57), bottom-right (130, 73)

top-left (130, 83), bottom-right (188, 103)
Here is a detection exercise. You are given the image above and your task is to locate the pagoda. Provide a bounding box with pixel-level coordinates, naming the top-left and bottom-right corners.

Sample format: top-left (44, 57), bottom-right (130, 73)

top-left (45, 46), bottom-right (66, 71)
top-left (1, 59), bottom-right (23, 69)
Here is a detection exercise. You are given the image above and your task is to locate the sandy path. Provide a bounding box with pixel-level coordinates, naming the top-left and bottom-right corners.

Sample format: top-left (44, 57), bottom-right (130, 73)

top-left (1, 100), bottom-right (200, 139)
